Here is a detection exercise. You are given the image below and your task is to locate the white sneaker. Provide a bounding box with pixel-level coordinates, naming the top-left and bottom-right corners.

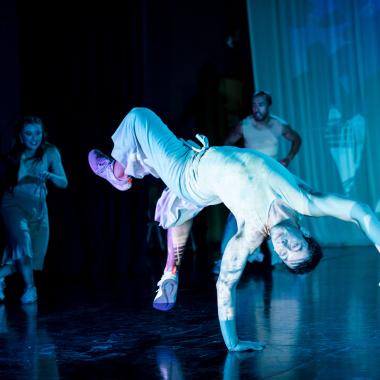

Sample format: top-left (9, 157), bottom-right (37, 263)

top-left (88, 149), bottom-right (132, 191)
top-left (153, 271), bottom-right (178, 311)
top-left (21, 286), bottom-right (37, 304)
top-left (0, 278), bottom-right (5, 302)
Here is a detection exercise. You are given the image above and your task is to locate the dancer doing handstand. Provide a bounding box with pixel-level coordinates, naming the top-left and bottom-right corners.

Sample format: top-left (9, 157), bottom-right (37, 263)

top-left (88, 107), bottom-right (380, 351)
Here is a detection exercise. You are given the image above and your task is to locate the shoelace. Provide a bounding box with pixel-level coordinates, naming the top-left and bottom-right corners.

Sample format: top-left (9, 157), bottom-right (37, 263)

top-left (95, 155), bottom-right (113, 175)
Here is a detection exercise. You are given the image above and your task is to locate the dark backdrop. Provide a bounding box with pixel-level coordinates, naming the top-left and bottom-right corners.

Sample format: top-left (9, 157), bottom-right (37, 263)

top-left (0, 0), bottom-right (253, 281)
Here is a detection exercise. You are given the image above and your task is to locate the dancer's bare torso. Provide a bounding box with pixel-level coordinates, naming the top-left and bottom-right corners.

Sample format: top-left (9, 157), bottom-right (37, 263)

top-left (196, 146), bottom-right (309, 233)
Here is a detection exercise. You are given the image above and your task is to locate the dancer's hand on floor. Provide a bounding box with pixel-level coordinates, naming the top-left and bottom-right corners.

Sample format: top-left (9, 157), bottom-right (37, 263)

top-left (230, 340), bottom-right (265, 351)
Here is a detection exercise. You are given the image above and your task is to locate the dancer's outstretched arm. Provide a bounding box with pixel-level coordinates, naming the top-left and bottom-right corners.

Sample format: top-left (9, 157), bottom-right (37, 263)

top-left (304, 192), bottom-right (380, 252)
top-left (217, 231), bottom-right (265, 351)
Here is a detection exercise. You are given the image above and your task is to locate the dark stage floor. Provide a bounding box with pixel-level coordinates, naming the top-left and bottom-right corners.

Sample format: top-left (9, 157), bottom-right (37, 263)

top-left (1, 246), bottom-right (380, 379)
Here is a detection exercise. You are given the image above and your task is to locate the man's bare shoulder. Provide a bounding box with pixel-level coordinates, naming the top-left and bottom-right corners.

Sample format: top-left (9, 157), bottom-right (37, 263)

top-left (240, 115), bottom-right (254, 125)
top-left (269, 114), bottom-right (289, 127)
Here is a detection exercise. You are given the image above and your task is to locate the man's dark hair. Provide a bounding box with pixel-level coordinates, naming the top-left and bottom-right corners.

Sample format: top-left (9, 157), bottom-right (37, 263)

top-left (252, 90), bottom-right (272, 106)
top-left (287, 236), bottom-right (323, 274)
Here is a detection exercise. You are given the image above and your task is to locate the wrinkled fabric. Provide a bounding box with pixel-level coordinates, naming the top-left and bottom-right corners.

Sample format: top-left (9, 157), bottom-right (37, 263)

top-left (111, 108), bottom-right (311, 231)
top-left (154, 187), bottom-right (204, 228)
top-left (1, 155), bottom-right (49, 270)
top-left (111, 108), bottom-right (219, 228)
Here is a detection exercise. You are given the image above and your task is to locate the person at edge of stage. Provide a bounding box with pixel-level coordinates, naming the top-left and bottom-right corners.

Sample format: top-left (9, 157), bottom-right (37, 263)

top-left (0, 116), bottom-right (68, 304)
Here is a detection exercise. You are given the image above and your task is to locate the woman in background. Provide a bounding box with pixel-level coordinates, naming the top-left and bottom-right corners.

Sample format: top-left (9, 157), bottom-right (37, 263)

top-left (0, 116), bottom-right (68, 303)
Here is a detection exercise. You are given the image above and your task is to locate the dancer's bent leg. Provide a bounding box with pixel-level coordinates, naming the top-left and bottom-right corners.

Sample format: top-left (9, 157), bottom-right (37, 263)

top-left (153, 219), bottom-right (193, 311)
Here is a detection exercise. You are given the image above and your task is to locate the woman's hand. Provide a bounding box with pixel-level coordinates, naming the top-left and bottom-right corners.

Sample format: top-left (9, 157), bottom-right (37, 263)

top-left (39, 171), bottom-right (51, 182)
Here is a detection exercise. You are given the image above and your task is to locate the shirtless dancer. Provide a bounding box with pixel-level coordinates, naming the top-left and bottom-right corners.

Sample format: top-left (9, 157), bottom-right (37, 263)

top-left (88, 107), bottom-right (380, 351)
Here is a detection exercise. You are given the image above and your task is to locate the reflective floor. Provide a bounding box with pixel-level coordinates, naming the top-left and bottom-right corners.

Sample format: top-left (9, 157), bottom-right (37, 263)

top-left (1, 246), bottom-right (380, 379)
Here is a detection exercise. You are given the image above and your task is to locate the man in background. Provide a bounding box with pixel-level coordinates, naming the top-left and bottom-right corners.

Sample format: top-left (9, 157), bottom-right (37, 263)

top-left (214, 90), bottom-right (302, 273)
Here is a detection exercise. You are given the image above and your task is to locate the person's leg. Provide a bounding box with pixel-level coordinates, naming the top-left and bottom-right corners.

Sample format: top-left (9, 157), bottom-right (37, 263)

top-left (0, 265), bottom-right (16, 302)
top-left (6, 217), bottom-right (41, 304)
top-left (18, 256), bottom-right (37, 304)
top-left (18, 256), bottom-right (34, 288)
top-left (113, 160), bottom-right (127, 179)
top-left (306, 192), bottom-right (380, 252)
top-left (19, 210), bottom-right (50, 304)
top-left (0, 203), bottom-right (34, 302)
top-left (88, 149), bottom-right (132, 191)
top-left (0, 264), bottom-right (16, 278)
top-left (213, 213), bottom-right (238, 275)
top-left (153, 219), bottom-right (193, 311)
top-left (165, 219), bottom-right (193, 273)
top-left (221, 213), bottom-right (238, 254)
top-left (27, 205), bottom-right (49, 271)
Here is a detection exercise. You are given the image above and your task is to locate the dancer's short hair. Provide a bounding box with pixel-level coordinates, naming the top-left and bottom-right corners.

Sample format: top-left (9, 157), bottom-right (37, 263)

top-left (287, 236), bottom-right (323, 274)
top-left (252, 90), bottom-right (272, 106)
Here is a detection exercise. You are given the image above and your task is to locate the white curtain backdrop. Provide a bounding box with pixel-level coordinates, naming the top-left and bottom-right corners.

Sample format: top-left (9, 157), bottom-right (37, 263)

top-left (247, 0), bottom-right (380, 246)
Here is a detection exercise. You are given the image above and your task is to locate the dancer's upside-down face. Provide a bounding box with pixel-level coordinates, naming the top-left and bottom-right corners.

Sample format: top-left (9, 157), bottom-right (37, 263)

top-left (270, 221), bottom-right (311, 269)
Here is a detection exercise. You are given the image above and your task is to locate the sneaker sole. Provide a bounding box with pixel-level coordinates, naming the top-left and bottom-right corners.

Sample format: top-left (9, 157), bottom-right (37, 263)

top-left (153, 279), bottom-right (178, 311)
